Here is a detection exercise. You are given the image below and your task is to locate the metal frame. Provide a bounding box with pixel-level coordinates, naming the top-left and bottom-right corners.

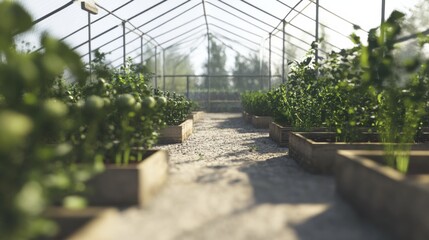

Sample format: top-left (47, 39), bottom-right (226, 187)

top-left (27, 0), bottom-right (427, 92)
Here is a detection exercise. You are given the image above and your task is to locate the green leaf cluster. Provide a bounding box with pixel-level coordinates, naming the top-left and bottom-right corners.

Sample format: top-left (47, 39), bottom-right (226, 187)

top-left (0, 3), bottom-right (177, 239)
top-left (267, 11), bottom-right (429, 172)
top-left (0, 2), bottom-right (98, 239)
top-left (155, 89), bottom-right (193, 126)
top-left (241, 91), bottom-right (272, 117)
top-left (360, 11), bottom-right (429, 172)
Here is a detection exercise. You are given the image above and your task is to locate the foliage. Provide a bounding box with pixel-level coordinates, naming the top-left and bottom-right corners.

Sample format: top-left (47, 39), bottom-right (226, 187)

top-left (155, 89), bottom-right (193, 126)
top-left (266, 10), bottom-right (429, 171)
top-left (241, 91), bottom-right (272, 116)
top-left (0, 2), bottom-right (174, 239)
top-left (90, 49), bottom-right (115, 80)
top-left (0, 2), bottom-right (101, 239)
top-left (403, 0), bottom-right (429, 34)
top-left (267, 11), bottom-right (428, 147)
top-left (74, 62), bottom-right (166, 164)
top-left (282, 53), bottom-right (324, 130)
top-left (318, 46), bottom-right (376, 141)
top-left (267, 84), bottom-right (291, 125)
top-left (360, 11), bottom-right (429, 172)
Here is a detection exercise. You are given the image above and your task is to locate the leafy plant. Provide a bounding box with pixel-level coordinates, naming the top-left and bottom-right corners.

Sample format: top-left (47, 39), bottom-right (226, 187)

top-left (0, 2), bottom-right (103, 239)
top-left (241, 91), bottom-right (272, 116)
top-left (360, 11), bottom-right (429, 172)
top-left (317, 46), bottom-right (376, 142)
top-left (156, 89), bottom-right (192, 126)
top-left (72, 61), bottom-right (166, 164)
top-left (0, 2), bottom-right (170, 239)
top-left (282, 53), bottom-right (324, 130)
top-left (267, 84), bottom-right (291, 125)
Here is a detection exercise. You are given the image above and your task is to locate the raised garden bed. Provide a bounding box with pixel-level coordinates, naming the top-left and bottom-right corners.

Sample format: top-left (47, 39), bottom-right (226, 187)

top-left (335, 150), bottom-right (429, 240)
top-left (187, 111), bottom-right (204, 123)
top-left (289, 132), bottom-right (429, 174)
top-left (251, 115), bottom-right (273, 129)
top-left (241, 111), bottom-right (272, 129)
top-left (86, 150), bottom-right (169, 207)
top-left (159, 119), bottom-right (193, 144)
top-left (43, 207), bottom-right (119, 240)
top-left (269, 122), bottom-right (291, 146)
top-left (269, 122), bottom-right (327, 147)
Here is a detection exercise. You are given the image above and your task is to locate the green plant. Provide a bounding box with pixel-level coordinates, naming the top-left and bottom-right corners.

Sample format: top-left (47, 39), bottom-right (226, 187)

top-left (360, 11), bottom-right (429, 172)
top-left (241, 91), bottom-right (272, 116)
top-left (267, 84), bottom-right (291, 125)
top-left (0, 2), bottom-right (104, 239)
top-left (73, 61), bottom-right (166, 164)
top-left (283, 53), bottom-right (324, 130)
top-left (90, 49), bottom-right (115, 80)
top-left (317, 47), bottom-right (376, 142)
top-left (156, 89), bottom-right (192, 126)
top-left (0, 2), bottom-right (171, 238)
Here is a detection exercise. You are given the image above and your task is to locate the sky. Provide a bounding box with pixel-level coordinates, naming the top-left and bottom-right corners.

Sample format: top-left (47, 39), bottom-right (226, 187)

top-left (15, 0), bottom-right (422, 75)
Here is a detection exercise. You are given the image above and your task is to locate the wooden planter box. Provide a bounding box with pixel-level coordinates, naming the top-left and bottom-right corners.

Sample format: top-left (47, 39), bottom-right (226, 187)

top-left (251, 115), bottom-right (273, 129)
top-left (269, 122), bottom-right (291, 146)
top-left (43, 207), bottom-right (119, 240)
top-left (335, 150), bottom-right (429, 240)
top-left (187, 111), bottom-right (204, 123)
top-left (289, 132), bottom-right (429, 174)
top-left (269, 122), bottom-right (328, 147)
top-left (86, 150), bottom-right (169, 207)
top-left (159, 119), bottom-right (193, 144)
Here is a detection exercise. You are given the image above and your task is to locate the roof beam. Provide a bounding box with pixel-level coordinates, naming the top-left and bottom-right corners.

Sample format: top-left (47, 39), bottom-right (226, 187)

top-left (202, 0), bottom-right (211, 75)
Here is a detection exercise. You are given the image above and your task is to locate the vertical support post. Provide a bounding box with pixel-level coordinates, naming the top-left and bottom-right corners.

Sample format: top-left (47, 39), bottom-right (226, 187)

top-left (315, 0), bottom-right (320, 66)
top-left (88, 12), bottom-right (92, 81)
top-left (207, 75), bottom-right (210, 111)
top-left (380, 0), bottom-right (386, 42)
top-left (162, 50), bottom-right (166, 92)
top-left (207, 34), bottom-right (211, 111)
top-left (154, 46), bottom-right (158, 89)
top-left (268, 33), bottom-right (272, 90)
top-left (122, 21), bottom-right (126, 68)
top-left (140, 35), bottom-right (144, 66)
top-left (186, 75), bottom-right (190, 99)
top-left (259, 39), bottom-right (263, 89)
top-left (282, 20), bottom-right (286, 83)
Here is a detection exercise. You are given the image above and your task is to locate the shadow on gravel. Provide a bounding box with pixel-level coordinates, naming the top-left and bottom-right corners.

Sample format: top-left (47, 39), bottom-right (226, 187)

top-left (238, 156), bottom-right (334, 204)
top-left (287, 206), bottom-right (390, 240)
top-left (242, 136), bottom-right (287, 154)
top-left (237, 156), bottom-right (389, 240)
top-left (213, 117), bottom-right (286, 154)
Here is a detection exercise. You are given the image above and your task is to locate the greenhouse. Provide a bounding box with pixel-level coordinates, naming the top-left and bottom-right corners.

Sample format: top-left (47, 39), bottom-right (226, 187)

top-left (1, 0), bottom-right (429, 239)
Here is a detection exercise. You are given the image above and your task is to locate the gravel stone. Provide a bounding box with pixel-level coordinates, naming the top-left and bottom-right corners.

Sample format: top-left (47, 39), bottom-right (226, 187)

top-left (104, 113), bottom-right (389, 240)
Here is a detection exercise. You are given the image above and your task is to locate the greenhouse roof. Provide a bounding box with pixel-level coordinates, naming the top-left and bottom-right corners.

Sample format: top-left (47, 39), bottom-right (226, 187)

top-left (16, 0), bottom-right (425, 73)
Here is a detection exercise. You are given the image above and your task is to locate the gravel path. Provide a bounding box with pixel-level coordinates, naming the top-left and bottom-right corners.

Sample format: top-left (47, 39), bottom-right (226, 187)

top-left (110, 113), bottom-right (389, 240)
